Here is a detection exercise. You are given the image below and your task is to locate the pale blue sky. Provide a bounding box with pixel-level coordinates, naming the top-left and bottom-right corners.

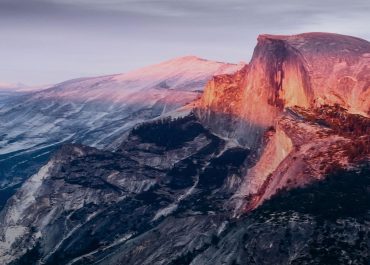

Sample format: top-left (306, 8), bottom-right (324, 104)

top-left (1, 0), bottom-right (370, 85)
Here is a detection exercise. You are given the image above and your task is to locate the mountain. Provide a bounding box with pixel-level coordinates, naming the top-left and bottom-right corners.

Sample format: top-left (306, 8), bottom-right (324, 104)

top-left (0, 33), bottom-right (369, 265)
top-left (196, 32), bottom-right (370, 210)
top-left (0, 56), bottom-right (242, 204)
top-left (197, 32), bottom-right (370, 147)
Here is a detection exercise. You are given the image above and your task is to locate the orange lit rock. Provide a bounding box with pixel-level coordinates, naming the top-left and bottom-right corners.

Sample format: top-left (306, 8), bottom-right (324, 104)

top-left (196, 32), bottom-right (370, 213)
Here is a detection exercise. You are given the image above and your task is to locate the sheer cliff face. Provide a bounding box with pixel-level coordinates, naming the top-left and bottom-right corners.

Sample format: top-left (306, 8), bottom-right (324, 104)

top-left (198, 33), bottom-right (370, 148)
top-left (197, 32), bottom-right (370, 210)
top-left (250, 32), bottom-right (370, 115)
top-left (196, 65), bottom-right (254, 145)
top-left (265, 33), bottom-right (370, 115)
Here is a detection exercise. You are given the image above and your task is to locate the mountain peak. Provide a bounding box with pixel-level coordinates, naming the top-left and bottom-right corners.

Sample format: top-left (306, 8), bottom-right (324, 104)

top-left (198, 31), bottom-right (370, 148)
top-left (258, 32), bottom-right (370, 42)
top-left (167, 55), bottom-right (205, 62)
top-left (143, 55), bottom-right (238, 69)
top-left (110, 56), bottom-right (243, 91)
top-left (257, 32), bottom-right (370, 57)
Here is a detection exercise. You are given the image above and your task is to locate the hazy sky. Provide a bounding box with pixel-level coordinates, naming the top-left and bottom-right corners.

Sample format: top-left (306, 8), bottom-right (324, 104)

top-left (1, 0), bottom-right (370, 85)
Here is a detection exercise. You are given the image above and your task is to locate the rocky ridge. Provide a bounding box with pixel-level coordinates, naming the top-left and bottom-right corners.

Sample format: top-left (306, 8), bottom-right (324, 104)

top-left (0, 57), bottom-right (242, 207)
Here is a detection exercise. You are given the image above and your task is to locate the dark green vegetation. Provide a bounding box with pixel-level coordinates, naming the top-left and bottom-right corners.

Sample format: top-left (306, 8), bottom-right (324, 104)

top-left (297, 104), bottom-right (370, 162)
top-left (9, 243), bottom-right (41, 265)
top-left (238, 165), bottom-right (370, 265)
top-left (198, 147), bottom-right (249, 189)
top-left (256, 164), bottom-right (370, 220)
top-left (162, 165), bottom-right (369, 265)
top-left (131, 114), bottom-right (205, 150)
top-left (307, 104), bottom-right (369, 137)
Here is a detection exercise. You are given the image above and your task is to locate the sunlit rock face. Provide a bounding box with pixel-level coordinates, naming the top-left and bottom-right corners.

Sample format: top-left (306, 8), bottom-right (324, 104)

top-left (236, 33), bottom-right (370, 209)
top-left (260, 33), bottom-right (370, 115)
top-left (197, 33), bottom-right (370, 149)
top-left (195, 65), bottom-right (253, 145)
top-left (197, 33), bottom-right (370, 211)
top-left (237, 106), bottom-right (369, 211)
top-left (251, 33), bottom-right (370, 115)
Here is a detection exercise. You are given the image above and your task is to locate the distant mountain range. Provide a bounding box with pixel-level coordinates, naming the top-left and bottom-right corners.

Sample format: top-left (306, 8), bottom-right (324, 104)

top-left (0, 56), bottom-right (241, 199)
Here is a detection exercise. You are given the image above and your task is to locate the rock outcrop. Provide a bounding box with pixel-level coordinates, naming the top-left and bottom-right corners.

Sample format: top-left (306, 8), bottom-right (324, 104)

top-left (197, 33), bottom-right (370, 148)
top-left (196, 32), bottom-right (370, 210)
